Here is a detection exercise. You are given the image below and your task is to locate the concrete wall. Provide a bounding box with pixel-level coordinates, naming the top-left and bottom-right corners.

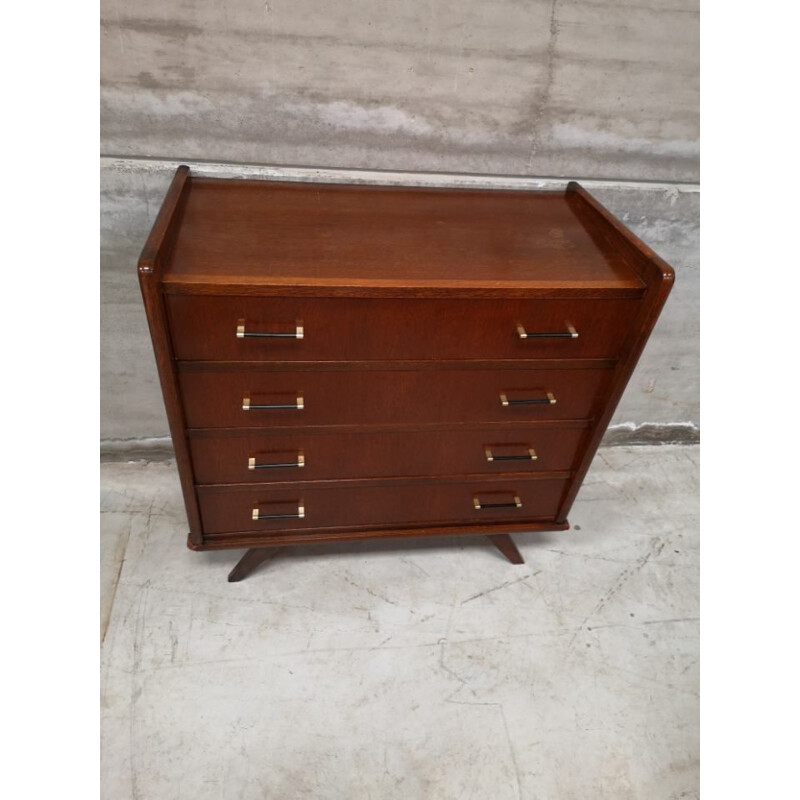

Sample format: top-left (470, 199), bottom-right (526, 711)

top-left (100, 0), bottom-right (699, 449)
top-left (101, 0), bottom-right (698, 181)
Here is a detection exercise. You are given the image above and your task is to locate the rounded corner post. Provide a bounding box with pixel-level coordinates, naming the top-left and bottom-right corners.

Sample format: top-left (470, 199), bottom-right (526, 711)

top-left (137, 165), bottom-right (192, 279)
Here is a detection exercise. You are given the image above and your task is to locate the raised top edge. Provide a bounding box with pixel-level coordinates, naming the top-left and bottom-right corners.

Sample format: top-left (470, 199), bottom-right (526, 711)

top-left (566, 181), bottom-right (675, 286)
top-left (137, 165), bottom-right (191, 277)
top-left (154, 170), bottom-right (646, 294)
top-left (188, 172), bottom-right (571, 199)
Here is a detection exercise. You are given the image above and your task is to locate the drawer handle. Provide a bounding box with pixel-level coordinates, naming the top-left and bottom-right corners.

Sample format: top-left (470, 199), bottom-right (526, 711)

top-left (252, 504), bottom-right (305, 521)
top-left (236, 321), bottom-right (304, 339)
top-left (500, 392), bottom-right (556, 406)
top-left (248, 453), bottom-right (305, 470)
top-left (473, 495), bottom-right (522, 510)
top-left (516, 322), bottom-right (578, 339)
top-left (242, 395), bottom-right (304, 411)
top-left (485, 447), bottom-right (537, 462)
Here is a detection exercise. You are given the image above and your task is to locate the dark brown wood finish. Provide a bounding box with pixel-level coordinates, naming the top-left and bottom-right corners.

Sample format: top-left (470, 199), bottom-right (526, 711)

top-left (191, 519), bottom-right (570, 550)
top-left (554, 182), bottom-right (674, 522)
top-left (139, 167), bottom-right (672, 578)
top-left (488, 534), bottom-right (525, 565)
top-left (188, 424), bottom-right (588, 484)
top-left (196, 475), bottom-right (570, 535)
top-left (227, 548), bottom-right (280, 582)
top-left (167, 295), bottom-right (640, 361)
top-left (163, 179), bottom-right (645, 294)
top-left (137, 166), bottom-right (204, 546)
top-left (178, 366), bottom-right (613, 428)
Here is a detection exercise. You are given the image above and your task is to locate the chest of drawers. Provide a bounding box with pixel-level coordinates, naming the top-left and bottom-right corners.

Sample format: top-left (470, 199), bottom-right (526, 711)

top-left (139, 166), bottom-right (673, 581)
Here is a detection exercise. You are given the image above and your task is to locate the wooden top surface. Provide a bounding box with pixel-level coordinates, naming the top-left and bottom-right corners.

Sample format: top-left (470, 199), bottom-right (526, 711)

top-left (163, 177), bottom-right (644, 294)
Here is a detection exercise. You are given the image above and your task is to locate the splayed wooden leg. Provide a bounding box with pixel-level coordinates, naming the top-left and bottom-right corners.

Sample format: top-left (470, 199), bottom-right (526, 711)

top-left (487, 534), bottom-right (524, 565)
top-left (228, 548), bottom-right (279, 582)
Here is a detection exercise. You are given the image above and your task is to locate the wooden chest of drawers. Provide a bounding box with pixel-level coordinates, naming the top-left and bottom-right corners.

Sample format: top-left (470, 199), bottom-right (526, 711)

top-left (139, 166), bottom-right (673, 581)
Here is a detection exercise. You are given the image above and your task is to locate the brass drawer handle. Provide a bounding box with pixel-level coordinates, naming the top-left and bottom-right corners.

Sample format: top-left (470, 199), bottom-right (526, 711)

top-left (248, 452), bottom-right (305, 470)
top-left (236, 320), bottom-right (304, 339)
top-left (473, 495), bottom-right (522, 510)
top-left (500, 392), bottom-right (556, 406)
top-left (485, 447), bottom-right (537, 462)
top-left (516, 321), bottom-right (578, 339)
top-left (252, 503), bottom-right (305, 521)
top-left (242, 395), bottom-right (304, 411)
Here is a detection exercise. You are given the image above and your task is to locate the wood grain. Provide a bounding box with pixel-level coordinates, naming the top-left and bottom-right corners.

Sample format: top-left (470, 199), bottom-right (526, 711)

top-left (138, 167), bottom-right (673, 571)
top-left (178, 366), bottom-right (613, 428)
top-left (163, 179), bottom-right (645, 294)
top-left (167, 295), bottom-right (640, 362)
top-left (188, 424), bottom-right (588, 485)
top-left (137, 166), bottom-right (204, 545)
top-left (197, 476), bottom-right (570, 535)
top-left (555, 182), bottom-right (675, 522)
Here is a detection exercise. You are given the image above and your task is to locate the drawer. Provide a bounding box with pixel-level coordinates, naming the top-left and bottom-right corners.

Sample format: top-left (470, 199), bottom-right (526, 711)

top-left (179, 366), bottom-right (613, 428)
top-left (189, 425), bottom-right (588, 484)
top-left (167, 296), bottom-right (640, 361)
top-left (197, 476), bottom-right (570, 535)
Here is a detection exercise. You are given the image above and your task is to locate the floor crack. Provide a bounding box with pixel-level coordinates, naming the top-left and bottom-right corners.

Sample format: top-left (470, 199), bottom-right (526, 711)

top-left (462, 572), bottom-right (541, 605)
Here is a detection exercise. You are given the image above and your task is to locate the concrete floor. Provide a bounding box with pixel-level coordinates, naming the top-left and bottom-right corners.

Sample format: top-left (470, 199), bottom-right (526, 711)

top-left (101, 445), bottom-right (699, 799)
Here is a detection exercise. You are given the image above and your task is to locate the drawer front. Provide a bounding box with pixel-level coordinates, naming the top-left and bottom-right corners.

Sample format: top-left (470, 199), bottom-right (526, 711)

top-left (197, 477), bottom-right (569, 535)
top-left (179, 367), bottom-right (612, 428)
top-left (189, 426), bottom-right (587, 484)
top-left (167, 296), bottom-right (640, 361)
